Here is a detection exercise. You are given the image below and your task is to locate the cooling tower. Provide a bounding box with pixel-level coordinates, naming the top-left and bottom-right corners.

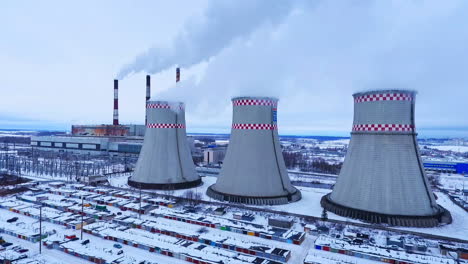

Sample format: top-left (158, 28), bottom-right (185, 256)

top-left (207, 97), bottom-right (301, 205)
top-left (321, 90), bottom-right (451, 227)
top-left (128, 101), bottom-right (202, 190)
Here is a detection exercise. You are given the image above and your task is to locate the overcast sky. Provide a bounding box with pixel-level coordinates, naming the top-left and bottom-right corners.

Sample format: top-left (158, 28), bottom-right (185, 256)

top-left (1, 0), bottom-right (467, 138)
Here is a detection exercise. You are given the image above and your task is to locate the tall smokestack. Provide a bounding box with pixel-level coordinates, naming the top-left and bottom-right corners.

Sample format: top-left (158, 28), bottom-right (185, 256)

top-left (113, 79), bottom-right (119, 126)
top-left (146, 75), bottom-right (151, 101)
top-left (145, 75), bottom-right (151, 125)
top-left (176, 67), bottom-right (180, 83)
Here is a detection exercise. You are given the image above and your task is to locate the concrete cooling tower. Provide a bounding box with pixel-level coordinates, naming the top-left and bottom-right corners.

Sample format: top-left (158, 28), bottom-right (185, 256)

top-left (207, 97), bottom-right (301, 205)
top-left (321, 90), bottom-right (451, 227)
top-left (128, 101), bottom-right (201, 190)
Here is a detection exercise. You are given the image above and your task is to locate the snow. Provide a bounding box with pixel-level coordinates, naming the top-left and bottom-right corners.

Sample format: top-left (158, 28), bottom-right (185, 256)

top-left (305, 249), bottom-right (381, 264)
top-left (399, 191), bottom-right (468, 241)
top-left (0, 235), bottom-right (91, 264)
top-left (428, 145), bottom-right (468, 153)
top-left (439, 173), bottom-right (467, 191)
top-left (316, 139), bottom-right (350, 149)
top-left (314, 235), bottom-right (456, 264)
top-left (107, 175), bottom-right (468, 241)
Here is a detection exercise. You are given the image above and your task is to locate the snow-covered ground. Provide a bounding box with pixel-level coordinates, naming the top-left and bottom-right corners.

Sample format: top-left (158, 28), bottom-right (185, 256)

top-left (1, 235), bottom-right (92, 264)
top-left (439, 173), bottom-right (467, 191)
top-left (108, 174), bottom-right (468, 241)
top-left (399, 191), bottom-right (468, 241)
top-left (304, 249), bottom-right (381, 264)
top-left (316, 139), bottom-right (350, 149)
top-left (0, 206), bottom-right (189, 264)
top-left (426, 145), bottom-right (468, 153)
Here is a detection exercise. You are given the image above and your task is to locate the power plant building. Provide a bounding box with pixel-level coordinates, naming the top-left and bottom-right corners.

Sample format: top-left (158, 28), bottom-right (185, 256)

top-left (207, 97), bottom-right (301, 205)
top-left (31, 135), bottom-right (143, 155)
top-left (321, 90), bottom-right (451, 227)
top-left (128, 101), bottom-right (201, 190)
top-left (203, 147), bottom-right (226, 165)
top-left (71, 124), bottom-right (145, 137)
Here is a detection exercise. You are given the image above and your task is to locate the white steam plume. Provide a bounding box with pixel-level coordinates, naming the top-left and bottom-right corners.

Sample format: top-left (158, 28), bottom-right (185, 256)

top-left (116, 0), bottom-right (302, 79)
top-left (156, 0), bottom-right (468, 136)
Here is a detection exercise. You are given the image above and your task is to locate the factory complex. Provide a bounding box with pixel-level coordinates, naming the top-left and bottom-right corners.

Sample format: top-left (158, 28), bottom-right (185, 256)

top-left (26, 71), bottom-right (460, 228)
top-left (1, 71), bottom-right (467, 263)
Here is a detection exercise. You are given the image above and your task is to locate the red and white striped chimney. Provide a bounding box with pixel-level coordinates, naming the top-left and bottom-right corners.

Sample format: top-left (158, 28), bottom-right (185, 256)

top-left (146, 75), bottom-right (151, 101)
top-left (176, 67), bottom-right (180, 83)
top-left (145, 75), bottom-right (151, 125)
top-left (113, 79), bottom-right (119, 125)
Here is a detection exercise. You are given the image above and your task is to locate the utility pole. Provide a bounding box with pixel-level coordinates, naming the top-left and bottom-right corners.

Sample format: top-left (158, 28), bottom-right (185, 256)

top-left (39, 206), bottom-right (42, 254)
top-left (463, 172), bottom-right (466, 203)
top-left (81, 196), bottom-right (84, 240)
top-left (139, 183), bottom-right (142, 219)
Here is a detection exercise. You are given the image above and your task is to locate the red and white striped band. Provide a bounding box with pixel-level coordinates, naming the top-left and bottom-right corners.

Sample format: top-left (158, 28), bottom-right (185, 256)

top-left (233, 99), bottom-right (277, 107)
top-left (147, 123), bottom-right (186, 129)
top-left (352, 124), bottom-right (414, 132)
top-left (232, 123), bottom-right (278, 130)
top-left (147, 103), bottom-right (184, 110)
top-left (354, 93), bottom-right (413, 103)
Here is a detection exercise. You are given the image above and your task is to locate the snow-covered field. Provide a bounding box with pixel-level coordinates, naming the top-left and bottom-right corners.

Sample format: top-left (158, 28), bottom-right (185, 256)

top-left (305, 249), bottom-right (381, 264)
top-left (316, 139), bottom-right (350, 149)
top-left (0, 235), bottom-right (91, 264)
top-left (399, 191), bottom-right (468, 241)
top-left (439, 173), bottom-right (467, 191)
top-left (108, 174), bottom-right (468, 241)
top-left (427, 145), bottom-right (468, 153)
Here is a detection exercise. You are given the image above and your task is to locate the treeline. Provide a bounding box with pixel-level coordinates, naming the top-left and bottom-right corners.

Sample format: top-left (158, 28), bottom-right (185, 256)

top-left (0, 149), bottom-right (137, 181)
top-left (283, 151), bottom-right (342, 174)
top-left (0, 137), bottom-right (30, 145)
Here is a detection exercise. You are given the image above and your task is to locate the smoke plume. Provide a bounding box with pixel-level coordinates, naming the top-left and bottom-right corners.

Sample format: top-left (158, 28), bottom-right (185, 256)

top-left (117, 0), bottom-right (301, 79)
top-left (155, 0), bottom-right (468, 136)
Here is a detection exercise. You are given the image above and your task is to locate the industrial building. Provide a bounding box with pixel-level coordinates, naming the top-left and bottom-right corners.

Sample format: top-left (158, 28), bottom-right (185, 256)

top-left (31, 135), bottom-right (143, 154)
top-left (29, 74), bottom-right (198, 158)
top-left (71, 124), bottom-right (145, 137)
top-left (321, 90), bottom-right (452, 227)
top-left (128, 99), bottom-right (201, 190)
top-left (207, 97), bottom-right (301, 205)
top-left (423, 161), bottom-right (468, 174)
top-left (203, 147), bottom-right (226, 165)
top-left (30, 77), bottom-right (150, 154)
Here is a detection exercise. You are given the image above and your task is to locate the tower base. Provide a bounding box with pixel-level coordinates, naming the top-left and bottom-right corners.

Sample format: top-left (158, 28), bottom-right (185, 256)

top-left (206, 185), bottom-right (301, 205)
top-left (128, 178), bottom-right (202, 190)
top-left (321, 194), bottom-right (452, 227)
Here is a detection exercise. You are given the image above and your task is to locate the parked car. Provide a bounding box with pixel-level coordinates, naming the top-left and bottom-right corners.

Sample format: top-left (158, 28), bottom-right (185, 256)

top-left (113, 243), bottom-right (122, 249)
top-left (117, 249), bottom-right (124, 255)
top-left (6, 217), bottom-right (18, 223)
top-left (18, 249), bottom-right (29, 253)
top-left (1, 242), bottom-right (13, 247)
top-left (81, 239), bottom-right (90, 245)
